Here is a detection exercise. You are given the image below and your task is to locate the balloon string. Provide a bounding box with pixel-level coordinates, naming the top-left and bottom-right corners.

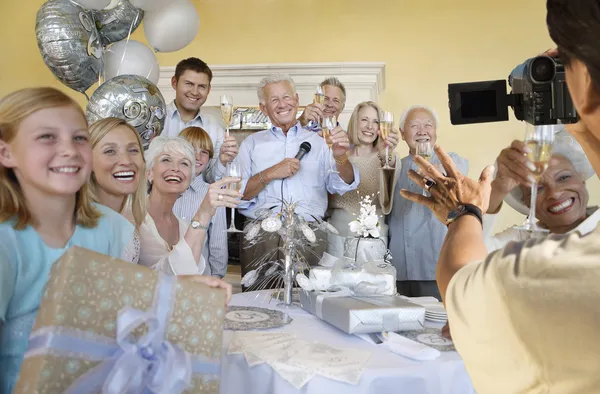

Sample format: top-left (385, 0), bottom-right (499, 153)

top-left (116, 9), bottom-right (140, 77)
top-left (145, 60), bottom-right (157, 82)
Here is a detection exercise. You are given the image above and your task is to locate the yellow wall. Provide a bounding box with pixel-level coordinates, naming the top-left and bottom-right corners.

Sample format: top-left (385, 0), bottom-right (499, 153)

top-left (1, 0), bottom-right (598, 231)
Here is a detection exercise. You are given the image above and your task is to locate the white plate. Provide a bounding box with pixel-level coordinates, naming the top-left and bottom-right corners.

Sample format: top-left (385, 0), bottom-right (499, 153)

top-left (426, 313), bottom-right (447, 318)
top-left (425, 304), bottom-right (446, 314)
top-left (425, 316), bottom-right (447, 322)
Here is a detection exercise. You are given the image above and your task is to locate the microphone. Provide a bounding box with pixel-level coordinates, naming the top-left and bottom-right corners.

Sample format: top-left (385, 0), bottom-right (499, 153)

top-left (295, 141), bottom-right (311, 161)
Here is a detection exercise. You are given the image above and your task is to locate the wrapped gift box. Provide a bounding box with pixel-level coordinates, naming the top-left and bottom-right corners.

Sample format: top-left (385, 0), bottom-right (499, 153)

top-left (309, 262), bottom-right (396, 295)
top-left (299, 290), bottom-right (425, 334)
top-left (15, 246), bottom-right (225, 394)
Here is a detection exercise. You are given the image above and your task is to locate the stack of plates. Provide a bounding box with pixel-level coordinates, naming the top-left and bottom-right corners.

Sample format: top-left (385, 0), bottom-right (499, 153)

top-left (424, 303), bottom-right (447, 323)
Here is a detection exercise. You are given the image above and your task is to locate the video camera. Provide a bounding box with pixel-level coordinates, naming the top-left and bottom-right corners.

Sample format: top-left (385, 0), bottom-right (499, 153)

top-left (448, 56), bottom-right (578, 126)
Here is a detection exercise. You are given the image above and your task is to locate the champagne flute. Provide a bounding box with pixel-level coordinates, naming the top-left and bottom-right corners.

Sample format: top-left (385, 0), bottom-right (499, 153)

top-left (322, 116), bottom-right (338, 174)
top-left (516, 124), bottom-right (555, 232)
top-left (226, 161), bottom-right (243, 233)
top-left (313, 85), bottom-right (325, 129)
top-left (220, 94), bottom-right (233, 137)
top-left (379, 111), bottom-right (394, 170)
top-left (416, 140), bottom-right (434, 196)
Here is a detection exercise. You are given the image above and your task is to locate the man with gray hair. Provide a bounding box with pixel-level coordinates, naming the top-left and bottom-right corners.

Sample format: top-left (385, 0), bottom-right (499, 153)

top-left (299, 77), bottom-right (346, 132)
top-left (236, 74), bottom-right (359, 279)
top-left (387, 105), bottom-right (469, 300)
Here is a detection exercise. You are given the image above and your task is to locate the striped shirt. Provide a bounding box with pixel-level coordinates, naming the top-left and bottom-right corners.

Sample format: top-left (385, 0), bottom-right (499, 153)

top-left (162, 101), bottom-right (226, 183)
top-left (172, 176), bottom-right (228, 277)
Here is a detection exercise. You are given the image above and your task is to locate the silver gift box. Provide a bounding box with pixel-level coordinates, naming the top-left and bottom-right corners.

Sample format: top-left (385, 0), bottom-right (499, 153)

top-left (299, 290), bottom-right (425, 334)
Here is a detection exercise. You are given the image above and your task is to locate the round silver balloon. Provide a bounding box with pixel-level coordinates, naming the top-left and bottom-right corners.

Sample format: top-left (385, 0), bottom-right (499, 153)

top-left (36, 0), bottom-right (104, 94)
top-left (92, 0), bottom-right (144, 47)
top-left (86, 75), bottom-right (166, 150)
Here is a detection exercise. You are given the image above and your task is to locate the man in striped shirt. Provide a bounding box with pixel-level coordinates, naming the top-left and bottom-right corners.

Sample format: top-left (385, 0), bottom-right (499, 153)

top-left (173, 127), bottom-right (229, 277)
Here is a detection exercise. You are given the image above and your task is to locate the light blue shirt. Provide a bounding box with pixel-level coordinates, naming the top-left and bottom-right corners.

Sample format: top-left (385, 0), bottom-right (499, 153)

top-left (162, 101), bottom-right (226, 183)
top-left (0, 203), bottom-right (134, 393)
top-left (173, 176), bottom-right (228, 278)
top-left (237, 122), bottom-right (359, 220)
top-left (387, 152), bottom-right (469, 281)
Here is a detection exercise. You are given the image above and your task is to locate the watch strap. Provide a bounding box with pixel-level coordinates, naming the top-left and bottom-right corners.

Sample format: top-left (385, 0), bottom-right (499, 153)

top-left (447, 204), bottom-right (483, 227)
top-left (191, 220), bottom-right (209, 231)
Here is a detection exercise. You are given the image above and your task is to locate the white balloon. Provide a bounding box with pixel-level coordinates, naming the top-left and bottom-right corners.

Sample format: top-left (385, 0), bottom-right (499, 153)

top-left (71, 0), bottom-right (111, 10)
top-left (129, 0), bottom-right (172, 11)
top-left (144, 0), bottom-right (199, 52)
top-left (104, 0), bottom-right (120, 9)
top-left (102, 40), bottom-right (160, 84)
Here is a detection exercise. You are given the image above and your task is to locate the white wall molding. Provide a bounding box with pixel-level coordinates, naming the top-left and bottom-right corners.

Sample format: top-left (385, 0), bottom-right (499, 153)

top-left (157, 62), bottom-right (386, 127)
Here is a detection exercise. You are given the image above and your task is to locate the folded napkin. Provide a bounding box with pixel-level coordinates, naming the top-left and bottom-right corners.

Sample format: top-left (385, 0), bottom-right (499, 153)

top-left (383, 331), bottom-right (440, 361)
top-left (357, 331), bottom-right (440, 361)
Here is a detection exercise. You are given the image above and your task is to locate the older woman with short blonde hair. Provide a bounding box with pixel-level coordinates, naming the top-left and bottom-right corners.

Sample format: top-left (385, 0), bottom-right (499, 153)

top-left (141, 136), bottom-right (241, 275)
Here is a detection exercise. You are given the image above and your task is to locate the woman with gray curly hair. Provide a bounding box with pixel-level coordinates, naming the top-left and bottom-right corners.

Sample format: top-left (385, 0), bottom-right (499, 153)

top-left (139, 136), bottom-right (241, 276)
top-left (484, 128), bottom-right (597, 252)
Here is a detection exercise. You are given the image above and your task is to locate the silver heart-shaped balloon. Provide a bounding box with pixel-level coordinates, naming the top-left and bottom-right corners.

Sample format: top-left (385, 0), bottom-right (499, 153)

top-left (36, 0), bottom-right (104, 94)
top-left (92, 0), bottom-right (144, 47)
top-left (86, 75), bottom-right (166, 150)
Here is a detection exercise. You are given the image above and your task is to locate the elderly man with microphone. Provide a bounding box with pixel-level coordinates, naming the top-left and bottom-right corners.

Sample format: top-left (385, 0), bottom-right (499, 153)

top-left (236, 74), bottom-right (359, 281)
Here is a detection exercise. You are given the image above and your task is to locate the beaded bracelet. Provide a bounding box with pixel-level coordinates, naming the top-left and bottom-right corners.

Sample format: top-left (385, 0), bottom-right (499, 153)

top-left (334, 153), bottom-right (349, 165)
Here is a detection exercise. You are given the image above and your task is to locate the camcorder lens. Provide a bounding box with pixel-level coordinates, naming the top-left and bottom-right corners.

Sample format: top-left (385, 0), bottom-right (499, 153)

top-left (530, 56), bottom-right (555, 83)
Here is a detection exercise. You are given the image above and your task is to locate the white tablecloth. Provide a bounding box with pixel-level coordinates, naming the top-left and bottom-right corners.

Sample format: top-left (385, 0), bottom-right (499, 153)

top-left (219, 291), bottom-right (475, 394)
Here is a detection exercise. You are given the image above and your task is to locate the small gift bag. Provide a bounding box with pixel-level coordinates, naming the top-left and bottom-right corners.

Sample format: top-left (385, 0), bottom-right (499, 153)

top-left (15, 246), bottom-right (225, 394)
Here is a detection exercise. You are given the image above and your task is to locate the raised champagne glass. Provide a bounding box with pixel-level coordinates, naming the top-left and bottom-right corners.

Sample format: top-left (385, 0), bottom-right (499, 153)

top-left (515, 124), bottom-right (555, 232)
top-left (416, 140), bottom-right (434, 196)
top-left (322, 116), bottom-right (338, 174)
top-left (313, 85), bottom-right (325, 129)
top-left (220, 94), bottom-right (233, 137)
top-left (226, 160), bottom-right (243, 233)
top-left (379, 111), bottom-right (394, 170)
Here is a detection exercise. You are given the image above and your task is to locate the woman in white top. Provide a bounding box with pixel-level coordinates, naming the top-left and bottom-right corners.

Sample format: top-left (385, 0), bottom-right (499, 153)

top-left (143, 136), bottom-right (241, 275)
top-left (326, 101), bottom-right (399, 257)
top-left (88, 119), bottom-right (238, 300)
top-left (485, 128), bottom-right (597, 252)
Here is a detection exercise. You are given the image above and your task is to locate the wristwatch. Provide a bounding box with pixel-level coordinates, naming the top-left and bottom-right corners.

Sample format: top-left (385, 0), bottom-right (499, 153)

top-left (191, 220), bottom-right (209, 231)
top-left (446, 204), bottom-right (483, 227)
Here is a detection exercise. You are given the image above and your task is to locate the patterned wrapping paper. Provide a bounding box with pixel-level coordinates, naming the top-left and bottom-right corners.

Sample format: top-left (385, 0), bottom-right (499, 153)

top-left (299, 290), bottom-right (425, 334)
top-left (14, 246), bottom-right (225, 394)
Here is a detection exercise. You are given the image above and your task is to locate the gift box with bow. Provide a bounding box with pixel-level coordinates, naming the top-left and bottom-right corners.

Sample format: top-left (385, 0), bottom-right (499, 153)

top-left (299, 287), bottom-right (425, 334)
top-left (14, 246), bottom-right (224, 394)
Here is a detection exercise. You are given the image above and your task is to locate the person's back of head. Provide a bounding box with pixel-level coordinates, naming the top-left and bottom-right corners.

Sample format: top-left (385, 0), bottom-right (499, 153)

top-left (547, 0), bottom-right (600, 174)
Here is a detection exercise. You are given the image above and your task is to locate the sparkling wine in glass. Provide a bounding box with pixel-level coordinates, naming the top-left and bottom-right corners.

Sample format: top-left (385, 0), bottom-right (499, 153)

top-left (312, 85), bottom-right (325, 129)
top-left (416, 140), bottom-right (434, 195)
top-left (323, 116), bottom-right (338, 174)
top-left (314, 85), bottom-right (325, 105)
top-left (516, 124), bottom-right (555, 232)
top-left (220, 94), bottom-right (233, 136)
top-left (379, 111), bottom-right (394, 170)
top-left (226, 161), bottom-right (243, 233)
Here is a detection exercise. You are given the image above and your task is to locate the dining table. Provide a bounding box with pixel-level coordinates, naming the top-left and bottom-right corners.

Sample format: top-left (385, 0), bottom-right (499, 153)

top-left (218, 290), bottom-right (475, 394)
